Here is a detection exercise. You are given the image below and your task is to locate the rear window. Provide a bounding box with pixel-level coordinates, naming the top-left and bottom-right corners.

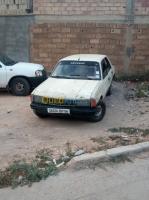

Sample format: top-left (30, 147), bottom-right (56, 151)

top-left (51, 61), bottom-right (101, 80)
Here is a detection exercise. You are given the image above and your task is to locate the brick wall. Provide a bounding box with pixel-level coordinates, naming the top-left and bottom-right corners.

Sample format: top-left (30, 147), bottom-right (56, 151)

top-left (34, 0), bottom-right (127, 16)
top-left (31, 23), bottom-right (123, 74)
top-left (30, 22), bottom-right (149, 76)
top-left (1, 0), bottom-right (149, 76)
top-left (130, 24), bottom-right (149, 74)
top-left (29, 0), bottom-right (149, 76)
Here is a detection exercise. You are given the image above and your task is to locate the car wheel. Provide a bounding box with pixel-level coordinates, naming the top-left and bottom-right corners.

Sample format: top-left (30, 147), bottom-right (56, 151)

top-left (33, 110), bottom-right (48, 118)
top-left (89, 101), bottom-right (106, 122)
top-left (10, 77), bottom-right (30, 96)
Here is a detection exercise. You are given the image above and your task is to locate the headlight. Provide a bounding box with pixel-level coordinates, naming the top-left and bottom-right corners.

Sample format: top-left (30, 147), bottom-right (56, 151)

top-left (35, 70), bottom-right (43, 77)
top-left (31, 95), bottom-right (42, 103)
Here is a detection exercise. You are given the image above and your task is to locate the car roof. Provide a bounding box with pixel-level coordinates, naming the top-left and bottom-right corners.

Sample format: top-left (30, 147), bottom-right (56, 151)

top-left (60, 54), bottom-right (106, 63)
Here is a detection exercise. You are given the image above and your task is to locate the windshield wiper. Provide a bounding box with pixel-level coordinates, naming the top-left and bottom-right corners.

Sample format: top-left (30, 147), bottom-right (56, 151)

top-left (70, 75), bottom-right (95, 80)
top-left (70, 75), bottom-right (87, 79)
top-left (51, 75), bottom-right (99, 80)
top-left (51, 75), bottom-right (71, 79)
top-left (70, 74), bottom-right (81, 77)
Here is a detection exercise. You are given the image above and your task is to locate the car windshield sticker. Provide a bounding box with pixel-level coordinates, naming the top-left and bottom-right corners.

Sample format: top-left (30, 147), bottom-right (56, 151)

top-left (70, 62), bottom-right (85, 65)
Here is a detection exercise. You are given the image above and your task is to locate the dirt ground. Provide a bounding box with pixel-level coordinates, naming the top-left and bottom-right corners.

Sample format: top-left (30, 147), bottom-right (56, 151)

top-left (0, 82), bottom-right (149, 169)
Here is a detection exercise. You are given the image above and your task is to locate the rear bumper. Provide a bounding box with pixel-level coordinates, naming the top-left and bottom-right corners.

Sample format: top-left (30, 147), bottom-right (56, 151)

top-left (30, 103), bottom-right (96, 116)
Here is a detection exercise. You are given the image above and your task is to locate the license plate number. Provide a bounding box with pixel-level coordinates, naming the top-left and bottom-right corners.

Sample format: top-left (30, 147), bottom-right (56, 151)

top-left (47, 108), bottom-right (70, 114)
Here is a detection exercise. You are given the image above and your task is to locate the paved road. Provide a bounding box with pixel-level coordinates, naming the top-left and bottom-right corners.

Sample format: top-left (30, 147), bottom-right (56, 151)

top-left (0, 152), bottom-right (149, 200)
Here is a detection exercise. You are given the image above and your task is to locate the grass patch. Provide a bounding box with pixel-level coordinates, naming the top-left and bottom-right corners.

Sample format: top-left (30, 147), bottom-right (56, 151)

top-left (115, 74), bottom-right (149, 82)
top-left (109, 127), bottom-right (149, 135)
top-left (136, 82), bottom-right (149, 98)
top-left (91, 127), bottom-right (149, 153)
top-left (126, 82), bottom-right (149, 100)
top-left (0, 150), bottom-right (57, 189)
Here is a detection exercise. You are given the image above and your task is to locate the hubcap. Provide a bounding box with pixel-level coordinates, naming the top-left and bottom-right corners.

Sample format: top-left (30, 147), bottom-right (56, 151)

top-left (94, 104), bottom-right (102, 118)
top-left (15, 82), bottom-right (24, 92)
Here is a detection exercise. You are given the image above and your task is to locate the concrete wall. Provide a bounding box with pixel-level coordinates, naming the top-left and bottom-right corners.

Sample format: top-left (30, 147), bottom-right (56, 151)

top-left (0, 16), bottom-right (34, 62)
top-left (0, 0), bottom-right (33, 15)
top-left (0, 0), bottom-right (34, 61)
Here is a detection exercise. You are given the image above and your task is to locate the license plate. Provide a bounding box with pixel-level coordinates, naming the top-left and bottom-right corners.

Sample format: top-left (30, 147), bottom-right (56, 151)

top-left (42, 97), bottom-right (64, 105)
top-left (47, 108), bottom-right (70, 114)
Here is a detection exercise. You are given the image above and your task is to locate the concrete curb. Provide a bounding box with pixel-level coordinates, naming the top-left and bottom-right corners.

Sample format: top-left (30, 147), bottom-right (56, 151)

top-left (67, 142), bottom-right (149, 169)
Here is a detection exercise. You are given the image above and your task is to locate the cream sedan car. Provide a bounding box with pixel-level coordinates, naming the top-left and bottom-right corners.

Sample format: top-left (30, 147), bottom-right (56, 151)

top-left (30, 54), bottom-right (115, 122)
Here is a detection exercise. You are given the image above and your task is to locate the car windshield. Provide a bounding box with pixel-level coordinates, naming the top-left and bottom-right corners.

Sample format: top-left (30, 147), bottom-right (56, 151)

top-left (0, 54), bottom-right (17, 66)
top-left (51, 61), bottom-right (101, 80)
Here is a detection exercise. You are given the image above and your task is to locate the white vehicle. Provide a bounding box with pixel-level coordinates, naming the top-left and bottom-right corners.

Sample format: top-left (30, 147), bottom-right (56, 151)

top-left (30, 54), bottom-right (115, 122)
top-left (0, 54), bottom-right (47, 96)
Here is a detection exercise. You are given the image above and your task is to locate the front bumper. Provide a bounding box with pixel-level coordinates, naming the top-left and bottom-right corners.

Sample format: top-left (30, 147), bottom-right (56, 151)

top-left (30, 102), bottom-right (97, 116)
top-left (28, 71), bottom-right (47, 89)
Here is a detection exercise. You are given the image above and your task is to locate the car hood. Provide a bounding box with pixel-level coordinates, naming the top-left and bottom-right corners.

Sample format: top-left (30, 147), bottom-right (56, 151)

top-left (32, 77), bottom-right (101, 99)
top-left (12, 62), bottom-right (44, 70)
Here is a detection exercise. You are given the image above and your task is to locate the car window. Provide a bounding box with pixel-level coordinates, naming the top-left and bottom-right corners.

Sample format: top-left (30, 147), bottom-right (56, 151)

top-left (101, 58), bottom-right (111, 79)
top-left (51, 61), bottom-right (101, 80)
top-left (101, 59), bottom-right (108, 79)
top-left (0, 54), bottom-right (17, 66)
top-left (105, 57), bottom-right (111, 71)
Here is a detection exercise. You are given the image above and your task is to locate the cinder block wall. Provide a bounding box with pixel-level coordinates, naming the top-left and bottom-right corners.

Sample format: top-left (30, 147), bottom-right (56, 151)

top-left (30, 0), bottom-right (149, 76)
top-left (30, 23), bottom-right (126, 74)
top-left (0, 0), bottom-right (32, 15)
top-left (34, 0), bottom-right (126, 16)
top-left (135, 0), bottom-right (149, 15)
top-left (0, 0), bottom-right (149, 76)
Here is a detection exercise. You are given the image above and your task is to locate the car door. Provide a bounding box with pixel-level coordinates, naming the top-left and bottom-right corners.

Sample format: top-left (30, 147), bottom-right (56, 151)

top-left (104, 57), bottom-right (114, 84)
top-left (0, 62), bottom-right (7, 88)
top-left (101, 58), bottom-right (111, 98)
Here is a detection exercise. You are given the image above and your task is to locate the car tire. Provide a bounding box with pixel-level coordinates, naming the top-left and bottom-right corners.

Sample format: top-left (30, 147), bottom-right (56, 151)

top-left (89, 101), bottom-right (106, 122)
top-left (10, 77), bottom-right (30, 96)
top-left (33, 110), bottom-right (48, 118)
